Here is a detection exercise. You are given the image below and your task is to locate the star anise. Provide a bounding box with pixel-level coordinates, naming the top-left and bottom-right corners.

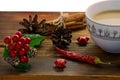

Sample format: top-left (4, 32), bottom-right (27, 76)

top-left (19, 14), bottom-right (50, 36)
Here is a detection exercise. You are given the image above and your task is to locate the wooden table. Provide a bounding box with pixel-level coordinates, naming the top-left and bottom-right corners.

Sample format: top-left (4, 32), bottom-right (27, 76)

top-left (0, 12), bottom-right (120, 80)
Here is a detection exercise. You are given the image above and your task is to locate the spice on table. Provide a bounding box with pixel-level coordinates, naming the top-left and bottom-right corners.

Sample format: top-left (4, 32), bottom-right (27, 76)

top-left (54, 58), bottom-right (67, 68)
top-left (77, 36), bottom-right (89, 46)
top-left (47, 12), bottom-right (86, 32)
top-left (55, 46), bottom-right (111, 65)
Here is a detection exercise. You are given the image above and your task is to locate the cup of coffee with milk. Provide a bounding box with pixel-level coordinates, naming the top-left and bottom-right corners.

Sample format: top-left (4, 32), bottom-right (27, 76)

top-left (86, 0), bottom-right (120, 53)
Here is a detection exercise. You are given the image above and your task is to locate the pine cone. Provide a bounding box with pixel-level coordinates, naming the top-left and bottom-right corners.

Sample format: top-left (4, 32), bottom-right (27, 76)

top-left (19, 14), bottom-right (50, 36)
top-left (5, 57), bottom-right (20, 66)
top-left (51, 26), bottom-right (72, 49)
top-left (26, 48), bottom-right (38, 58)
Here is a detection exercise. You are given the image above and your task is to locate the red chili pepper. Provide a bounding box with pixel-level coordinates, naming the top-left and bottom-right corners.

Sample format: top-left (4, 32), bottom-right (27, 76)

top-left (55, 46), bottom-right (110, 65)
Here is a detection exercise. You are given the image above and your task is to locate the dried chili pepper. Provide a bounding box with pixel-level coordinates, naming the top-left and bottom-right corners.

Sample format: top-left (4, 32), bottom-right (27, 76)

top-left (55, 46), bottom-right (110, 65)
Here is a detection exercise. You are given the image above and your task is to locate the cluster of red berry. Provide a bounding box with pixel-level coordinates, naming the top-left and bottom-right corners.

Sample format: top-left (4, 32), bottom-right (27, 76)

top-left (4, 31), bottom-right (31, 63)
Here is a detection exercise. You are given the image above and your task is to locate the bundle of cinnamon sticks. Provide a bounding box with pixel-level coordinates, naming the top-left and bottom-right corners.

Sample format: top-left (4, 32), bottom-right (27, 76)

top-left (47, 12), bottom-right (86, 34)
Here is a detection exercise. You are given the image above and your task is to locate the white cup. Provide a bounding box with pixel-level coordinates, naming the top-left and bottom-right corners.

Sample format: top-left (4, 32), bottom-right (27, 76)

top-left (86, 0), bottom-right (120, 53)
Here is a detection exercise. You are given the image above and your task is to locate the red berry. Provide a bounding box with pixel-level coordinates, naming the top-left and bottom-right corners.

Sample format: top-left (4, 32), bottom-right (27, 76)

top-left (10, 50), bottom-right (17, 57)
top-left (8, 43), bottom-right (15, 50)
top-left (20, 56), bottom-right (28, 63)
top-left (12, 35), bottom-right (20, 42)
top-left (15, 41), bottom-right (22, 50)
top-left (19, 37), bottom-right (26, 44)
top-left (24, 44), bottom-right (30, 51)
top-left (4, 36), bottom-right (11, 44)
top-left (78, 38), bottom-right (87, 45)
top-left (77, 36), bottom-right (89, 46)
top-left (15, 31), bottom-right (22, 38)
top-left (25, 38), bottom-right (31, 44)
top-left (18, 48), bottom-right (26, 56)
top-left (54, 58), bottom-right (67, 68)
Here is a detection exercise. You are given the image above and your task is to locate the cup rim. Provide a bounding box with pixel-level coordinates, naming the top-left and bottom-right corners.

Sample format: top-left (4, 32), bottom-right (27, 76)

top-left (85, 0), bottom-right (120, 27)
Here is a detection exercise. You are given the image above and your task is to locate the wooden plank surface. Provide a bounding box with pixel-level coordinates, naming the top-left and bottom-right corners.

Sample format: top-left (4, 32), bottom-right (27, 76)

top-left (0, 12), bottom-right (120, 80)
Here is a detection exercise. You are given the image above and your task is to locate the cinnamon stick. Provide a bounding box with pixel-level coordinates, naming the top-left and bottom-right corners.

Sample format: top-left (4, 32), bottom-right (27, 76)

top-left (47, 12), bottom-right (85, 25)
top-left (46, 12), bottom-right (86, 35)
top-left (47, 23), bottom-right (86, 35)
top-left (65, 21), bottom-right (86, 27)
top-left (67, 24), bottom-right (86, 30)
top-left (64, 12), bottom-right (85, 22)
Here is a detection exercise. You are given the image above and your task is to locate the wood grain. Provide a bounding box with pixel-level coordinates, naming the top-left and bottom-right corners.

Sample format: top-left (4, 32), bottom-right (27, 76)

top-left (0, 12), bottom-right (120, 80)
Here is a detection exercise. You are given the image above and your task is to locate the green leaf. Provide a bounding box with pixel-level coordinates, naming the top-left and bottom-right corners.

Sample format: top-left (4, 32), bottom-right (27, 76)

top-left (2, 45), bottom-right (9, 58)
top-left (14, 63), bottom-right (31, 72)
top-left (23, 34), bottom-right (45, 47)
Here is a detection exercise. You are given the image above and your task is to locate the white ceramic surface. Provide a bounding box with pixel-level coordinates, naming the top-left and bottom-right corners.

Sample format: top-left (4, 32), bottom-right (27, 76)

top-left (86, 0), bottom-right (120, 53)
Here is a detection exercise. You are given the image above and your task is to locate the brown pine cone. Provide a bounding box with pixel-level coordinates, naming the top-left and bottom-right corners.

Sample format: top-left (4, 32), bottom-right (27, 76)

top-left (51, 26), bottom-right (72, 49)
top-left (26, 48), bottom-right (38, 58)
top-left (5, 57), bottom-right (20, 66)
top-left (19, 14), bottom-right (50, 36)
